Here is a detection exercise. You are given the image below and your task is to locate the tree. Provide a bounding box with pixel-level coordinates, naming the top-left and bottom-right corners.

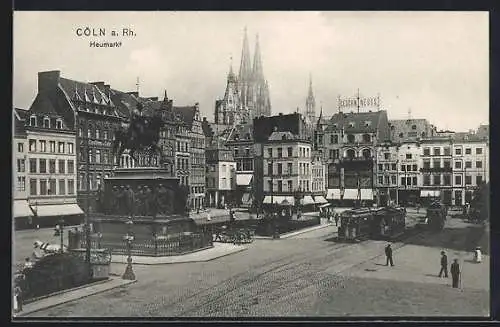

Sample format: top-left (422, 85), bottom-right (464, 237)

top-left (471, 181), bottom-right (489, 221)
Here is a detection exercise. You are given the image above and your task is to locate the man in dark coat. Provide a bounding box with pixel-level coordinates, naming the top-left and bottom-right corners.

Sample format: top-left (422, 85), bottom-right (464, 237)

top-left (439, 251), bottom-right (449, 277)
top-left (451, 259), bottom-right (460, 288)
top-left (385, 243), bottom-right (394, 266)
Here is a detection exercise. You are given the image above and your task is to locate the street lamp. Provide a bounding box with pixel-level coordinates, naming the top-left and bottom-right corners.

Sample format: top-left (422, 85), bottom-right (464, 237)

top-left (122, 217), bottom-right (135, 280)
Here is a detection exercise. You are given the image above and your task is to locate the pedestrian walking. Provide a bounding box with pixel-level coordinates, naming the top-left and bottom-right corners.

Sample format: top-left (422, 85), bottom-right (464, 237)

top-left (438, 251), bottom-right (448, 277)
top-left (334, 213), bottom-right (339, 226)
top-left (385, 243), bottom-right (394, 266)
top-left (451, 258), bottom-right (460, 288)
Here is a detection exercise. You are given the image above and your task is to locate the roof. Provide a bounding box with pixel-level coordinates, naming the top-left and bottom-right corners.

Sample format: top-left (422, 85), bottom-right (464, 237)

top-left (389, 119), bottom-right (433, 142)
top-left (29, 93), bottom-right (59, 115)
top-left (14, 108), bottom-right (28, 136)
top-left (225, 123), bottom-right (253, 142)
top-left (452, 132), bottom-right (488, 143)
top-left (173, 106), bottom-right (197, 129)
top-left (267, 131), bottom-right (301, 141)
top-left (325, 111), bottom-right (384, 133)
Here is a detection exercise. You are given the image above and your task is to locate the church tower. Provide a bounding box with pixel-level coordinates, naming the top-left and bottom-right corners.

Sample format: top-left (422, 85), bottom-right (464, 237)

top-left (305, 74), bottom-right (316, 123)
top-left (214, 59), bottom-right (244, 126)
top-left (250, 33), bottom-right (272, 119)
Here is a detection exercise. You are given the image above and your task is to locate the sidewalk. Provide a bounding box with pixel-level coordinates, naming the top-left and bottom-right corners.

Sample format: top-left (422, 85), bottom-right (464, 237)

top-left (110, 242), bottom-right (247, 265)
top-left (14, 277), bottom-right (137, 317)
top-left (254, 222), bottom-right (337, 240)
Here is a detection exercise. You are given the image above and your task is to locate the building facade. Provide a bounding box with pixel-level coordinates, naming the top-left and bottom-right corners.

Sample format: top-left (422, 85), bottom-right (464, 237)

top-left (374, 141), bottom-right (399, 206)
top-left (310, 150), bottom-right (328, 205)
top-left (205, 139), bottom-right (236, 207)
top-left (420, 136), bottom-right (454, 205)
top-left (24, 110), bottom-right (82, 226)
top-left (262, 131), bottom-right (312, 207)
top-left (389, 118), bottom-right (435, 143)
top-left (452, 131), bottom-right (489, 206)
top-left (13, 109), bottom-right (32, 225)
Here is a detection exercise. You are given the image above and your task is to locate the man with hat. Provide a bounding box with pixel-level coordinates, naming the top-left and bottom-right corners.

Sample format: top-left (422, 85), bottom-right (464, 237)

top-left (450, 258), bottom-right (461, 288)
top-left (438, 250), bottom-right (448, 278)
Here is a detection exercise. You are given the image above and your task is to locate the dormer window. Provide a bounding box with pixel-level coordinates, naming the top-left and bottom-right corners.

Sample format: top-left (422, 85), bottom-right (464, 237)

top-left (282, 134), bottom-right (287, 140)
top-left (56, 119), bottom-right (63, 129)
top-left (95, 107), bottom-right (99, 114)
top-left (30, 115), bottom-right (37, 126)
top-left (43, 117), bottom-right (50, 128)
top-left (412, 125), bottom-right (417, 130)
top-left (365, 121), bottom-right (371, 127)
top-left (333, 124), bottom-right (338, 129)
top-left (349, 122), bottom-right (355, 128)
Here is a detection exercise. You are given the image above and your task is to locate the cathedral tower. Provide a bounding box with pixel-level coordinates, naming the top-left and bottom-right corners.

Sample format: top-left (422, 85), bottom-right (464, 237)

top-left (305, 74), bottom-right (316, 123)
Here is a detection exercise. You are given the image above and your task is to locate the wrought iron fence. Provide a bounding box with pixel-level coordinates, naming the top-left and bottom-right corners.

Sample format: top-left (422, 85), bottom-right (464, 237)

top-left (72, 230), bottom-right (213, 257)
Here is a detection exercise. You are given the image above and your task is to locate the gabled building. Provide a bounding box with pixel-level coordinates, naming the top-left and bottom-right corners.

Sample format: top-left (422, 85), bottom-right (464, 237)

top-left (389, 118), bottom-right (435, 143)
top-left (13, 108), bottom-right (32, 227)
top-left (205, 137), bottom-right (236, 208)
top-left (320, 110), bottom-right (390, 206)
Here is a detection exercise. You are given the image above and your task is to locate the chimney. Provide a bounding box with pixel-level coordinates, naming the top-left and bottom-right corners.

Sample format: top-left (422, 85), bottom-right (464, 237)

top-left (38, 70), bottom-right (61, 93)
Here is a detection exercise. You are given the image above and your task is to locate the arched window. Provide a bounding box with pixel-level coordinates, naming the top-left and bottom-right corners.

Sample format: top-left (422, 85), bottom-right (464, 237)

top-left (399, 132), bottom-right (404, 138)
top-left (56, 119), bottom-right (63, 129)
top-left (95, 129), bottom-right (100, 139)
top-left (362, 149), bottom-right (371, 159)
top-left (362, 134), bottom-right (371, 143)
top-left (346, 149), bottom-right (356, 159)
top-left (30, 115), bottom-right (37, 126)
top-left (43, 117), bottom-right (50, 128)
top-left (88, 126), bottom-right (93, 139)
top-left (347, 134), bottom-right (355, 143)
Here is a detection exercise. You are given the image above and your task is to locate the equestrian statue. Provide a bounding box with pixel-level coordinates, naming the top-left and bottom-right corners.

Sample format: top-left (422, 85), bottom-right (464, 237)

top-left (112, 102), bottom-right (165, 165)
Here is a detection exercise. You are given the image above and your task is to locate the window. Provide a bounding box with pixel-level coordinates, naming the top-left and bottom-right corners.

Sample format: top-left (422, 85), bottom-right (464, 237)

top-left (423, 148), bottom-right (430, 156)
top-left (43, 117), bottom-right (50, 128)
top-left (406, 177), bottom-right (412, 186)
top-left (267, 163), bottom-right (273, 175)
top-left (423, 175), bottom-right (430, 186)
top-left (411, 164), bottom-right (417, 171)
top-left (377, 176), bottom-right (383, 185)
top-left (433, 159), bottom-right (440, 169)
top-left (347, 134), bottom-right (355, 143)
top-left (58, 142), bottom-right (65, 153)
top-left (378, 164), bottom-right (383, 171)
top-left (465, 175), bottom-right (472, 185)
top-left (30, 179), bottom-right (37, 195)
top-left (103, 130), bottom-right (108, 140)
top-left (268, 180), bottom-right (273, 192)
top-left (413, 176), bottom-right (418, 186)
top-left (346, 149), bottom-right (356, 159)
top-left (40, 180), bottom-right (48, 195)
top-left (17, 143), bottom-right (24, 152)
top-left (68, 143), bottom-right (74, 154)
top-left (267, 148), bottom-right (272, 158)
top-left (399, 133), bottom-right (404, 138)
top-left (406, 164), bottom-right (412, 172)
top-left (384, 176), bottom-right (390, 185)
top-left (59, 179), bottom-right (65, 195)
top-left (401, 177), bottom-right (406, 186)
top-left (68, 160), bottom-right (74, 174)
top-left (411, 124), bottom-right (417, 130)
top-left (30, 116), bottom-right (37, 126)
top-left (443, 175), bottom-right (451, 186)
top-left (56, 120), bottom-right (63, 129)
top-left (78, 128), bottom-right (83, 137)
top-left (384, 153), bottom-right (390, 160)
top-left (29, 139), bottom-right (36, 152)
top-left (277, 148), bottom-right (283, 158)
top-left (465, 161), bottom-right (472, 169)
top-left (49, 179), bottom-right (56, 195)
top-left (444, 147), bottom-right (451, 156)
top-left (476, 148), bottom-right (483, 155)
top-left (48, 141), bottom-right (55, 153)
top-left (465, 148), bottom-right (471, 155)
top-left (443, 161), bottom-right (451, 169)
top-left (96, 149), bottom-right (101, 163)
top-left (476, 175), bottom-right (483, 185)
top-left (401, 165), bottom-right (406, 171)
top-left (433, 147), bottom-right (440, 156)
top-left (39, 159), bottom-right (47, 173)
top-left (391, 175), bottom-right (397, 185)
top-left (29, 158), bottom-right (37, 173)
top-left (455, 161), bottom-right (462, 169)
top-left (39, 140), bottom-right (46, 152)
top-left (287, 180), bottom-right (293, 191)
top-left (58, 159), bottom-right (65, 173)
top-left (390, 163), bottom-right (395, 171)
top-left (49, 159), bottom-right (56, 173)
top-left (405, 153), bottom-right (412, 159)
top-left (475, 161), bottom-right (483, 169)
top-left (433, 175), bottom-right (441, 185)
top-left (277, 181), bottom-right (283, 192)
top-left (17, 176), bottom-right (26, 191)
top-left (287, 163), bottom-right (293, 175)
top-left (96, 129), bottom-right (100, 139)
top-left (455, 148), bottom-right (462, 155)
top-left (455, 175), bottom-right (462, 185)
top-left (362, 134), bottom-right (371, 143)
top-left (277, 163), bottom-right (282, 175)
top-left (87, 127), bottom-right (92, 139)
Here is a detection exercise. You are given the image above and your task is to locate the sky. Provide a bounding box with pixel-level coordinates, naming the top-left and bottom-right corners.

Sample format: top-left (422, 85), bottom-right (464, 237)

top-left (13, 11), bottom-right (488, 132)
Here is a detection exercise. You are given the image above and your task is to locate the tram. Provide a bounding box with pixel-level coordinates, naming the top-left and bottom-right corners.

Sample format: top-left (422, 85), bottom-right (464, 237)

top-left (337, 207), bottom-right (406, 242)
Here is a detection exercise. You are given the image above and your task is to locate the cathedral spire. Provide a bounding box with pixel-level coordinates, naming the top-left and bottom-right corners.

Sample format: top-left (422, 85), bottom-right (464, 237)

top-left (253, 33), bottom-right (264, 81)
top-left (308, 73), bottom-right (314, 98)
top-left (239, 27), bottom-right (252, 82)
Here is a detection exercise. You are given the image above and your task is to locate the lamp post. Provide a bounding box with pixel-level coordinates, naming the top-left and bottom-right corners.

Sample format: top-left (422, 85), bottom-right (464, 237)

top-left (122, 217), bottom-right (135, 280)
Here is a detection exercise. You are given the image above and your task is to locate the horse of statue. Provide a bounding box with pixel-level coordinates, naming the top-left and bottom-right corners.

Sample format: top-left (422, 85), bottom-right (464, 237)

top-left (112, 103), bottom-right (165, 164)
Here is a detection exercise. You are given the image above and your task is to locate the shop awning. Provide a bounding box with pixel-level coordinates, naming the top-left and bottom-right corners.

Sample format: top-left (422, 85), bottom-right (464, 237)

top-left (314, 196), bottom-right (328, 204)
top-left (14, 200), bottom-right (33, 218)
top-left (236, 174), bottom-right (253, 186)
top-left (32, 204), bottom-right (84, 217)
top-left (420, 190), bottom-right (441, 197)
top-left (360, 189), bottom-right (374, 200)
top-left (326, 189), bottom-right (341, 200)
top-left (300, 195), bottom-right (315, 205)
top-left (263, 196), bottom-right (295, 206)
top-left (343, 189), bottom-right (359, 200)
